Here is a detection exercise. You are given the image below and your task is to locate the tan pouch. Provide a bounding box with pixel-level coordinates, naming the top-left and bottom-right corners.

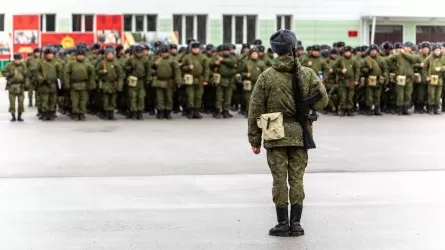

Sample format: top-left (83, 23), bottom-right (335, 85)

top-left (256, 112), bottom-right (285, 141)
top-left (414, 73), bottom-right (422, 83)
top-left (128, 76), bottom-right (138, 87)
top-left (396, 75), bottom-right (406, 86)
top-left (379, 76), bottom-right (385, 84)
top-left (183, 74), bottom-right (193, 85)
top-left (389, 73), bottom-right (396, 83)
top-left (368, 76), bottom-right (377, 86)
top-left (153, 78), bottom-right (168, 88)
top-left (360, 77), bottom-right (365, 85)
top-left (213, 73), bottom-right (221, 85)
top-left (430, 75), bottom-right (439, 85)
top-left (243, 80), bottom-right (252, 91)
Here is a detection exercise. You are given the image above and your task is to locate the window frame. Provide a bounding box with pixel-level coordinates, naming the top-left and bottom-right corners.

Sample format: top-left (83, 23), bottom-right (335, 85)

top-left (172, 14), bottom-right (208, 45)
top-left (123, 14), bottom-right (158, 33)
top-left (276, 15), bottom-right (292, 31)
top-left (223, 15), bottom-right (258, 45)
top-left (71, 14), bottom-right (96, 32)
top-left (415, 25), bottom-right (445, 43)
top-left (0, 14), bottom-right (4, 32)
top-left (40, 14), bottom-right (57, 32)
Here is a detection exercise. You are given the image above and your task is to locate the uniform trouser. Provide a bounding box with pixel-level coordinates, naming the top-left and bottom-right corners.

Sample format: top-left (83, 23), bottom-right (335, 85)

top-left (216, 85), bottom-right (233, 111)
top-left (40, 91), bottom-right (58, 112)
top-left (244, 90), bottom-right (252, 116)
top-left (9, 92), bottom-right (24, 113)
top-left (415, 83), bottom-right (427, 106)
top-left (204, 85), bottom-right (217, 111)
top-left (128, 85), bottom-right (146, 112)
top-left (365, 86), bottom-right (382, 107)
top-left (396, 82), bottom-right (413, 107)
top-left (64, 90), bottom-right (72, 112)
top-left (179, 86), bottom-right (188, 109)
top-left (71, 90), bottom-right (89, 114)
top-left (28, 82), bottom-right (36, 101)
top-left (88, 89), bottom-right (100, 112)
top-left (117, 84), bottom-right (128, 112)
top-left (355, 85), bottom-right (366, 110)
top-left (186, 84), bottom-right (204, 109)
top-left (267, 146), bottom-right (308, 207)
top-left (156, 87), bottom-right (173, 111)
top-left (103, 92), bottom-right (117, 111)
top-left (232, 83), bottom-right (243, 109)
top-left (145, 85), bottom-right (156, 112)
top-left (427, 84), bottom-right (443, 105)
top-left (338, 85), bottom-right (355, 110)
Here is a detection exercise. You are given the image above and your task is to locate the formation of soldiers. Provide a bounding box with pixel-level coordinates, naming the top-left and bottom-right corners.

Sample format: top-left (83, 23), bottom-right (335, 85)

top-left (3, 38), bottom-right (445, 122)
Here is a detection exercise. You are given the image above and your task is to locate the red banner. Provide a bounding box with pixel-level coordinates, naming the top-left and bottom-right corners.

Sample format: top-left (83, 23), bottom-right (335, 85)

top-left (41, 33), bottom-right (95, 49)
top-left (13, 15), bottom-right (40, 57)
top-left (96, 15), bottom-right (123, 46)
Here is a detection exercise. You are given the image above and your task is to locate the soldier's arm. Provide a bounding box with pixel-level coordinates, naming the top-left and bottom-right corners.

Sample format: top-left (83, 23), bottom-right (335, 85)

top-left (123, 58), bottom-right (133, 73)
top-left (334, 58), bottom-right (343, 74)
top-left (117, 63), bottom-right (124, 91)
top-left (172, 60), bottom-right (182, 84)
top-left (22, 64), bottom-right (30, 88)
top-left (305, 69), bottom-right (329, 111)
top-left (422, 57), bottom-right (430, 76)
top-left (247, 73), bottom-right (267, 148)
top-left (88, 64), bottom-right (96, 89)
top-left (95, 60), bottom-right (105, 77)
top-left (220, 56), bottom-right (236, 67)
top-left (145, 58), bottom-right (153, 84)
top-left (401, 52), bottom-right (418, 64)
top-left (412, 55), bottom-right (422, 68)
top-left (380, 58), bottom-right (389, 80)
top-left (203, 56), bottom-right (210, 82)
top-left (35, 63), bottom-right (44, 84)
top-left (239, 61), bottom-right (248, 77)
top-left (180, 57), bottom-right (192, 72)
top-left (1, 63), bottom-right (12, 78)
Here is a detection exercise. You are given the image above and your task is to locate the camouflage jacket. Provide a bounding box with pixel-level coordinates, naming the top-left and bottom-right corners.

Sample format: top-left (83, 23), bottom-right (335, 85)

top-left (248, 56), bottom-right (329, 149)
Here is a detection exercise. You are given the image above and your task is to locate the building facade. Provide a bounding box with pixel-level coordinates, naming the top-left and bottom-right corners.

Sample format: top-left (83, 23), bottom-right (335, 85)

top-left (1, 0), bottom-right (445, 47)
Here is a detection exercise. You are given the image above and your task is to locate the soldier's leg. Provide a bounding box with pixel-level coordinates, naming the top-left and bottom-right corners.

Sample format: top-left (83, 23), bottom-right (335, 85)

top-left (338, 86), bottom-right (347, 111)
top-left (49, 92), bottom-right (57, 113)
top-left (165, 87), bottom-right (173, 112)
top-left (396, 85), bottom-right (404, 110)
top-left (186, 85), bottom-right (195, 111)
top-left (8, 92), bottom-right (15, 113)
top-left (17, 92), bottom-right (25, 121)
top-left (427, 84), bottom-right (434, 113)
top-left (412, 83), bottom-right (418, 110)
top-left (216, 85), bottom-right (224, 112)
top-left (374, 87), bottom-right (382, 110)
top-left (365, 87), bottom-right (373, 111)
top-left (288, 147), bottom-right (308, 206)
top-left (266, 147), bottom-right (290, 207)
top-left (417, 83), bottom-right (426, 112)
top-left (223, 85), bottom-right (233, 111)
top-left (40, 92), bottom-right (49, 114)
top-left (346, 87), bottom-right (355, 111)
top-left (79, 90), bottom-right (89, 115)
top-left (111, 93), bottom-right (117, 111)
top-left (128, 87), bottom-right (137, 112)
top-left (28, 84), bottom-right (34, 106)
top-left (137, 85), bottom-right (146, 112)
top-left (404, 82), bottom-right (413, 108)
top-left (156, 88), bottom-right (165, 111)
top-left (147, 85), bottom-right (156, 114)
top-left (435, 85), bottom-right (442, 113)
top-left (70, 90), bottom-right (79, 115)
top-left (244, 90), bottom-right (251, 117)
top-left (195, 84), bottom-right (204, 110)
top-left (442, 84), bottom-right (445, 112)
top-left (103, 93), bottom-right (110, 111)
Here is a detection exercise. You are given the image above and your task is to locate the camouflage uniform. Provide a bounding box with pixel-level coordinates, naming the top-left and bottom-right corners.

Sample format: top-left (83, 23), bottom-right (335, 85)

top-left (422, 48), bottom-right (445, 114)
top-left (334, 47), bottom-right (358, 116)
top-left (25, 50), bottom-right (41, 108)
top-left (2, 57), bottom-right (29, 122)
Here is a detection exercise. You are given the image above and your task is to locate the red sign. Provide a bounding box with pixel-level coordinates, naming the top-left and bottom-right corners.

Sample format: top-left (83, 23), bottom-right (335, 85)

top-left (13, 15), bottom-right (40, 58)
top-left (348, 30), bottom-right (358, 38)
top-left (41, 33), bottom-right (95, 49)
top-left (96, 15), bottom-right (123, 46)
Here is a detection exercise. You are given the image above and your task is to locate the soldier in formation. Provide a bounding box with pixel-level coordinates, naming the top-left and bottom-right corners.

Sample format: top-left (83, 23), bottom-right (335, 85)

top-left (6, 38), bottom-right (445, 122)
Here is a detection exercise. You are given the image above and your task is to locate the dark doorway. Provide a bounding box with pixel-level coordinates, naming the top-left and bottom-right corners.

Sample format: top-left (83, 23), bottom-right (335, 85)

top-left (369, 25), bottom-right (403, 44)
top-left (416, 26), bottom-right (445, 43)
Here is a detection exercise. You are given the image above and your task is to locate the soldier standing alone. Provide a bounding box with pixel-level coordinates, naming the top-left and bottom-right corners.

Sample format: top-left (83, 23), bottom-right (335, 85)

top-left (248, 30), bottom-right (328, 237)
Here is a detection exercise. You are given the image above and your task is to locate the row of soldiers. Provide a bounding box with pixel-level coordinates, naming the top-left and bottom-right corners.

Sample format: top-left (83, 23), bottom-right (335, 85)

top-left (299, 41), bottom-right (445, 116)
top-left (2, 39), bottom-right (274, 121)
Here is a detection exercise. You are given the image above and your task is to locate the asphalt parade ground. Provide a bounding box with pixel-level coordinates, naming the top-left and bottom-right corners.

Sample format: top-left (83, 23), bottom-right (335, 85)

top-left (1, 79), bottom-right (445, 250)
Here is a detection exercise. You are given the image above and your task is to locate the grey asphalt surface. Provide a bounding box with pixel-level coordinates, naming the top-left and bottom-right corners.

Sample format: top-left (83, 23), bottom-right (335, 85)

top-left (0, 79), bottom-right (444, 250)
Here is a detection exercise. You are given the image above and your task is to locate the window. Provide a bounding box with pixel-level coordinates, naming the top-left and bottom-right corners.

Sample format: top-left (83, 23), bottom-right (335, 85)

top-left (416, 26), bottom-right (445, 43)
top-left (223, 15), bottom-right (257, 44)
top-left (0, 14), bottom-right (5, 32)
top-left (123, 14), bottom-right (157, 32)
top-left (173, 15), bottom-right (207, 44)
top-left (369, 25), bottom-right (403, 44)
top-left (276, 15), bottom-right (292, 31)
top-left (40, 14), bottom-right (56, 32)
top-left (72, 14), bottom-right (95, 32)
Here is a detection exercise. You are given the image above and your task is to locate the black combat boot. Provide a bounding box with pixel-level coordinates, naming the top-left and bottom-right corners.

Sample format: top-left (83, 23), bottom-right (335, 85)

top-left (48, 111), bottom-right (56, 121)
top-left (269, 206), bottom-right (290, 237)
top-left (347, 109), bottom-right (354, 117)
top-left (428, 105), bottom-right (433, 115)
top-left (194, 109), bottom-right (203, 119)
top-left (110, 111), bottom-right (116, 120)
top-left (165, 110), bottom-right (172, 120)
top-left (290, 204), bottom-right (305, 237)
top-left (182, 107), bottom-right (189, 117)
top-left (442, 105), bottom-right (445, 113)
top-left (434, 105), bottom-right (441, 115)
top-left (156, 110), bottom-right (164, 120)
top-left (187, 108), bottom-right (194, 119)
top-left (10, 113), bottom-right (16, 122)
top-left (403, 106), bottom-right (411, 115)
top-left (397, 106), bottom-right (403, 115)
top-left (79, 113), bottom-right (86, 121)
top-left (36, 109), bottom-right (42, 118)
top-left (137, 111), bottom-right (144, 120)
top-left (28, 99), bottom-right (33, 107)
top-left (213, 110), bottom-right (222, 119)
top-left (227, 110), bottom-right (233, 118)
top-left (374, 106), bottom-right (383, 116)
top-left (222, 110), bottom-right (231, 119)
top-left (366, 107), bottom-right (373, 116)
top-left (17, 113), bottom-right (24, 122)
top-left (339, 109), bottom-right (345, 117)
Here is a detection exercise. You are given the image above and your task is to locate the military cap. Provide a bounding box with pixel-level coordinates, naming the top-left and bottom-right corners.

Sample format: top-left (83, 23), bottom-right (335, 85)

top-left (58, 50), bottom-right (66, 57)
top-left (142, 44), bottom-right (150, 50)
top-left (133, 44), bottom-right (144, 53)
top-left (205, 44), bottom-right (214, 51)
top-left (13, 53), bottom-right (22, 60)
top-left (267, 48), bottom-right (273, 53)
top-left (403, 41), bottom-right (414, 47)
top-left (336, 41), bottom-right (345, 47)
top-left (43, 47), bottom-right (55, 54)
top-left (421, 42), bottom-right (430, 49)
top-left (249, 47), bottom-right (259, 56)
top-left (361, 45), bottom-right (369, 51)
top-left (306, 45), bottom-right (313, 52)
top-left (222, 44), bottom-right (232, 51)
top-left (159, 43), bottom-right (170, 53)
top-left (431, 43), bottom-right (441, 51)
top-left (116, 44), bottom-right (124, 51)
top-left (91, 43), bottom-right (101, 50)
top-left (394, 42), bottom-right (403, 49)
top-left (186, 38), bottom-right (196, 45)
top-left (332, 42), bottom-right (338, 48)
top-left (154, 41), bottom-right (162, 48)
top-left (76, 48), bottom-right (86, 55)
top-left (178, 46), bottom-right (187, 53)
top-left (253, 39), bottom-right (262, 46)
top-left (296, 45), bottom-right (304, 51)
top-left (169, 44), bottom-right (178, 50)
top-left (231, 44), bottom-right (236, 50)
top-left (320, 44), bottom-right (330, 51)
top-left (97, 49), bottom-right (105, 55)
top-left (312, 45), bottom-right (321, 51)
top-left (104, 47), bottom-right (115, 54)
top-left (33, 48), bottom-right (41, 53)
top-left (105, 45), bottom-right (114, 50)
top-left (352, 48), bottom-right (357, 54)
top-left (297, 41), bottom-right (302, 46)
top-left (329, 48), bottom-right (338, 54)
top-left (343, 46), bottom-right (353, 52)
top-left (211, 47), bottom-right (217, 53)
top-left (190, 41), bottom-right (201, 48)
top-left (76, 42), bottom-right (87, 49)
top-left (242, 43), bottom-right (250, 50)
top-left (369, 44), bottom-right (379, 52)
top-left (321, 50), bottom-right (329, 58)
top-left (216, 45), bottom-right (223, 52)
top-left (441, 42), bottom-right (445, 48)
top-left (257, 45), bottom-right (265, 52)
top-left (382, 42), bottom-right (393, 50)
top-left (124, 48), bottom-right (132, 54)
top-left (270, 29), bottom-right (299, 54)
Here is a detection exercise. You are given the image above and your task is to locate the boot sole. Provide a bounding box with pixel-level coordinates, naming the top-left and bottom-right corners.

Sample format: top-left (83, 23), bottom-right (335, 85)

top-left (269, 232), bottom-right (291, 237)
top-left (290, 231), bottom-right (304, 237)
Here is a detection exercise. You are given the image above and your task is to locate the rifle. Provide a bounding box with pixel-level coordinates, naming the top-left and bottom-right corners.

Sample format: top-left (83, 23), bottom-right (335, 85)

top-left (291, 46), bottom-right (323, 150)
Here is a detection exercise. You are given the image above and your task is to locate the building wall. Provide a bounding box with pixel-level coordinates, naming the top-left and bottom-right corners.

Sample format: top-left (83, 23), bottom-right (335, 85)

top-left (3, 0), bottom-right (445, 46)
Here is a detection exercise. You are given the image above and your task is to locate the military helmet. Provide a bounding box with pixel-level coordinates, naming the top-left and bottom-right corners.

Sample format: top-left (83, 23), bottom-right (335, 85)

top-left (98, 49), bottom-right (105, 55)
top-left (269, 29), bottom-right (298, 54)
top-left (13, 53), bottom-right (22, 60)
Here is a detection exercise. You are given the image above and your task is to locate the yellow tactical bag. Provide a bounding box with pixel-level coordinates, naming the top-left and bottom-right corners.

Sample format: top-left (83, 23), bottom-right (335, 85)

top-left (368, 76), bottom-right (377, 86)
top-left (396, 75), bottom-right (406, 86)
top-left (414, 73), bottom-right (422, 83)
top-left (127, 76), bottom-right (138, 87)
top-left (213, 73), bottom-right (221, 86)
top-left (243, 80), bottom-right (252, 91)
top-left (256, 112), bottom-right (285, 141)
top-left (183, 74), bottom-right (194, 85)
top-left (389, 73), bottom-right (396, 83)
top-left (430, 75), bottom-right (439, 85)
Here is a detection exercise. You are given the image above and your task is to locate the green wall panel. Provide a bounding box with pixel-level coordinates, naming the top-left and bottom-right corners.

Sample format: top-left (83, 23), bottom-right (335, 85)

top-left (159, 19), bottom-right (172, 32)
top-left (259, 20), bottom-right (275, 45)
top-left (294, 20), bottom-right (361, 46)
top-left (209, 19), bottom-right (222, 45)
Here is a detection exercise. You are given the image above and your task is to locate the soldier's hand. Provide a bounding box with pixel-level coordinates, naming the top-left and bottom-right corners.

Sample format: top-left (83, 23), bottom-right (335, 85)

top-left (420, 62), bottom-right (424, 68)
top-left (252, 147), bottom-right (261, 154)
top-left (215, 60), bottom-right (221, 65)
top-left (341, 68), bottom-right (347, 74)
top-left (247, 73), bottom-right (251, 78)
top-left (328, 68), bottom-right (333, 73)
top-left (435, 67), bottom-right (441, 72)
top-left (189, 65), bottom-right (194, 70)
top-left (202, 81), bottom-right (208, 86)
top-left (426, 77), bottom-right (430, 82)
